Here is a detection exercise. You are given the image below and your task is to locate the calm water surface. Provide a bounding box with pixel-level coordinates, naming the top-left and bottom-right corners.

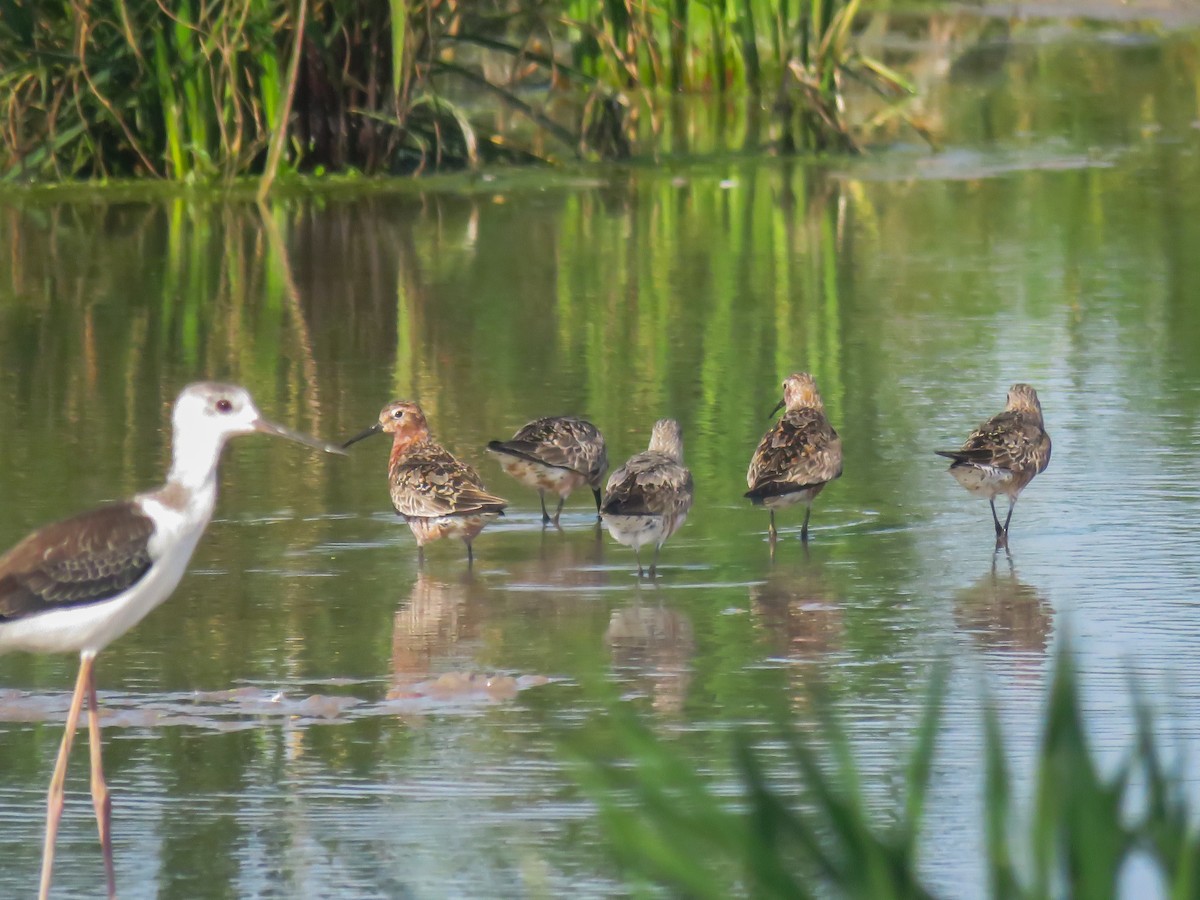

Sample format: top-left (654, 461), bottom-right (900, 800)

top-left (3, 25), bottom-right (1200, 899)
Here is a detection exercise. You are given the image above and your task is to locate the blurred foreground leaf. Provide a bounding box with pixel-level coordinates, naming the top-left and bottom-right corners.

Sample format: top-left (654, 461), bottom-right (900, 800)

top-left (563, 640), bottom-right (1200, 897)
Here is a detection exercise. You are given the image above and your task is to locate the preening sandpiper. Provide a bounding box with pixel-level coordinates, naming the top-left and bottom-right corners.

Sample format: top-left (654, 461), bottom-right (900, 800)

top-left (600, 419), bottom-right (693, 578)
top-left (487, 416), bottom-right (608, 524)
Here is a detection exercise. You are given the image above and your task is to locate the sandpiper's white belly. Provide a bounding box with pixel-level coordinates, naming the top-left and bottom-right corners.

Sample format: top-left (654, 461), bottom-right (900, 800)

top-left (601, 512), bottom-right (688, 551)
top-left (407, 512), bottom-right (499, 546)
top-left (759, 486), bottom-right (822, 510)
top-left (496, 456), bottom-right (585, 498)
top-left (949, 464), bottom-right (1015, 499)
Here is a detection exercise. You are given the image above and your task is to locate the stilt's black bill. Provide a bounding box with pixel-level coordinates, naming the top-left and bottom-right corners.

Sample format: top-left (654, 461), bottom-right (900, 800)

top-left (342, 422), bottom-right (384, 449)
top-left (256, 419), bottom-right (348, 455)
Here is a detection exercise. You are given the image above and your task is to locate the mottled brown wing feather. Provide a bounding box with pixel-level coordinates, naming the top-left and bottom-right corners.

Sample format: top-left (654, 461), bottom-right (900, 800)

top-left (939, 410), bottom-right (1052, 474)
top-left (746, 409), bottom-right (843, 498)
top-left (490, 418), bottom-right (608, 484)
top-left (601, 452), bottom-right (693, 517)
top-left (0, 502), bottom-right (155, 621)
top-left (391, 443), bottom-right (508, 519)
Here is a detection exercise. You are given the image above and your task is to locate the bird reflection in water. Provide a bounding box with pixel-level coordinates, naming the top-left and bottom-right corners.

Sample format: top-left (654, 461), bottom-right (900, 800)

top-left (749, 561), bottom-right (844, 665)
top-left (605, 600), bottom-right (694, 716)
top-left (502, 522), bottom-right (610, 592)
top-left (388, 571), bottom-right (535, 703)
top-left (954, 555), bottom-right (1052, 662)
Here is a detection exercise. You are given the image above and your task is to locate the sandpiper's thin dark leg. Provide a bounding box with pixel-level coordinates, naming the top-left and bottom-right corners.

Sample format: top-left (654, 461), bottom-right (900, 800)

top-left (539, 491), bottom-right (551, 525)
top-left (592, 488), bottom-right (602, 518)
top-left (466, 541), bottom-right (475, 566)
top-left (768, 510), bottom-right (777, 542)
top-left (1002, 497), bottom-right (1018, 534)
top-left (553, 497), bottom-right (565, 525)
top-left (417, 545), bottom-right (426, 566)
top-left (649, 544), bottom-right (661, 578)
top-left (85, 660), bottom-right (116, 899)
top-left (989, 499), bottom-right (1004, 536)
top-left (801, 507), bottom-right (812, 543)
top-left (635, 547), bottom-right (643, 578)
top-left (40, 654), bottom-right (93, 900)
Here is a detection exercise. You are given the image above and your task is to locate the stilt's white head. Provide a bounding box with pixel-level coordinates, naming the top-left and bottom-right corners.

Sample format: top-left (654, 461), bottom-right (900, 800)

top-left (173, 383), bottom-right (265, 442)
top-left (168, 383), bottom-right (343, 488)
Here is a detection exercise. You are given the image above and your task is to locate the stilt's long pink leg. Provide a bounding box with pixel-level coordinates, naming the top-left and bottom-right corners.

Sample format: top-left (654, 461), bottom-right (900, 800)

top-left (39, 654), bottom-right (93, 900)
top-left (85, 657), bottom-right (116, 898)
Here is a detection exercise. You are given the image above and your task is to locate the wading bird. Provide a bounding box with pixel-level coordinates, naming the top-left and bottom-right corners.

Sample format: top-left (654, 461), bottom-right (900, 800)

top-left (0, 383), bottom-right (343, 900)
top-left (487, 416), bottom-right (607, 525)
top-left (745, 373), bottom-right (843, 546)
top-left (936, 383), bottom-right (1051, 547)
top-left (345, 401), bottom-right (507, 564)
top-left (600, 419), bottom-right (693, 577)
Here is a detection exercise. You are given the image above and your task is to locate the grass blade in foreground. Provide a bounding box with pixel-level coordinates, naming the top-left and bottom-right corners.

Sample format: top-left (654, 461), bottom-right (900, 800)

top-left (565, 641), bottom-right (1200, 896)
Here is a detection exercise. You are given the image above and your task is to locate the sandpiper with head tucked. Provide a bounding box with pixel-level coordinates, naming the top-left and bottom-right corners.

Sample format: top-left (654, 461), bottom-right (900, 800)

top-left (745, 373), bottom-right (843, 545)
top-left (0, 383), bottom-right (344, 900)
top-left (600, 419), bottom-right (693, 577)
top-left (487, 416), bottom-right (608, 525)
top-left (345, 401), bottom-right (508, 565)
top-left (936, 383), bottom-right (1051, 545)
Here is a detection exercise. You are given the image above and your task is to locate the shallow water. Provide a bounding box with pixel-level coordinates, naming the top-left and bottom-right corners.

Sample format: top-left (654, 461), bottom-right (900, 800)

top-left (3, 21), bottom-right (1200, 899)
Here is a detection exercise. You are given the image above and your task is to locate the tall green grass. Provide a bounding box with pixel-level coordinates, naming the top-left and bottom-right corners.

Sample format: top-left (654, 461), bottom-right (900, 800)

top-left (0, 0), bottom-right (919, 185)
top-left (565, 642), bottom-right (1200, 897)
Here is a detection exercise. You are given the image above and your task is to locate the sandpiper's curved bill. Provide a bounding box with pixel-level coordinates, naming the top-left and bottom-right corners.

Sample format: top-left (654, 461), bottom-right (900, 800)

top-left (767, 397), bottom-right (786, 419)
top-left (256, 418), bottom-right (348, 454)
top-left (342, 422), bottom-right (384, 448)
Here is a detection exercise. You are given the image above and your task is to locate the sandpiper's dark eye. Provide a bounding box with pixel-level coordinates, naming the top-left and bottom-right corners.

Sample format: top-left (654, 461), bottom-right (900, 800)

top-left (392, 409), bottom-right (405, 419)
top-left (216, 399), bottom-right (233, 413)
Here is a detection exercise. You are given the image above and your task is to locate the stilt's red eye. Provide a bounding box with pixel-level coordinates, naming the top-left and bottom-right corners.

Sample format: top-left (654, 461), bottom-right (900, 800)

top-left (216, 399), bottom-right (233, 413)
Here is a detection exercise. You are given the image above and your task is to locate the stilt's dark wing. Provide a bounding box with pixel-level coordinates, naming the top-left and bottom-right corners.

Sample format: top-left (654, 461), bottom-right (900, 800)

top-left (0, 502), bottom-right (155, 620)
